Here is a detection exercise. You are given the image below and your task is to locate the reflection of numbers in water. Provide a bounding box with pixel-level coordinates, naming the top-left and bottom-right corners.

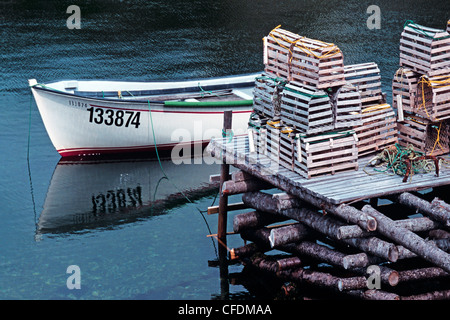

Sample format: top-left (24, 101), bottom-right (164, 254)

top-left (91, 186), bottom-right (142, 214)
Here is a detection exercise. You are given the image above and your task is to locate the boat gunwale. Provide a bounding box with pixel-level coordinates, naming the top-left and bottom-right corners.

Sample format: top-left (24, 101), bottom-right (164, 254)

top-left (31, 84), bottom-right (255, 108)
top-left (30, 72), bottom-right (259, 107)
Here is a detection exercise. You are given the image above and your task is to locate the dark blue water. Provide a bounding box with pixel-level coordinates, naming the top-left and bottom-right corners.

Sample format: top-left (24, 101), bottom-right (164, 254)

top-left (1, 0), bottom-right (449, 300)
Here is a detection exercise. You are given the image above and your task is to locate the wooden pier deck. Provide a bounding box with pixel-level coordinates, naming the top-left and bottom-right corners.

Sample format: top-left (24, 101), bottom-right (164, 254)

top-left (207, 133), bottom-right (450, 300)
top-left (206, 135), bottom-right (450, 205)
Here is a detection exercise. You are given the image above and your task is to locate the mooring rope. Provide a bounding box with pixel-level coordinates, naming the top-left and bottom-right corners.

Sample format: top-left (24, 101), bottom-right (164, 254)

top-left (27, 93), bottom-right (38, 229)
top-left (146, 99), bottom-right (218, 257)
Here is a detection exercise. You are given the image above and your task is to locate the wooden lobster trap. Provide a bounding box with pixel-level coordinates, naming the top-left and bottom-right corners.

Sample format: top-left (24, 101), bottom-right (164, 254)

top-left (278, 127), bottom-right (299, 172)
top-left (414, 74), bottom-right (450, 122)
top-left (256, 121), bottom-right (282, 163)
top-left (397, 113), bottom-right (450, 156)
top-left (263, 26), bottom-right (346, 89)
top-left (399, 21), bottom-right (450, 76)
top-left (252, 74), bottom-right (287, 119)
top-left (353, 104), bottom-right (398, 157)
top-left (248, 113), bottom-right (269, 154)
top-left (278, 130), bottom-right (359, 179)
top-left (279, 82), bottom-right (334, 134)
top-left (392, 67), bottom-right (421, 117)
top-left (344, 62), bottom-right (384, 106)
top-left (333, 83), bottom-right (363, 129)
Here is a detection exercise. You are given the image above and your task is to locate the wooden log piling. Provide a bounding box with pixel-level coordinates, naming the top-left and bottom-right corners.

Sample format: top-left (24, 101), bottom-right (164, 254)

top-left (396, 192), bottom-right (450, 228)
top-left (361, 205), bottom-right (450, 273)
top-left (211, 169), bottom-right (450, 299)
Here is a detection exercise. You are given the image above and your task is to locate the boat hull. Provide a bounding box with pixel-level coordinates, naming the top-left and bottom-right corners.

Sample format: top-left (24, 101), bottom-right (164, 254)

top-left (30, 74), bottom-right (257, 158)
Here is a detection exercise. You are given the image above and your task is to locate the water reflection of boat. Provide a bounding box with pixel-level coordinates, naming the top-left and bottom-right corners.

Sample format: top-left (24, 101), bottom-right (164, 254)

top-left (37, 155), bottom-right (220, 236)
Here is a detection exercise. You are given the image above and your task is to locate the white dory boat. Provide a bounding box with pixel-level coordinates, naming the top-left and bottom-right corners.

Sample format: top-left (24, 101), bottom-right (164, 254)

top-left (29, 73), bottom-right (258, 158)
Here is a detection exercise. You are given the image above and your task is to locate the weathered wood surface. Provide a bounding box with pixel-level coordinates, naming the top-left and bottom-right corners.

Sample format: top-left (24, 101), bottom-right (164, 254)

top-left (397, 112), bottom-right (450, 155)
top-left (264, 27), bottom-right (346, 89)
top-left (392, 67), bottom-right (420, 116)
top-left (344, 62), bottom-right (383, 106)
top-left (353, 104), bottom-right (397, 157)
top-left (396, 192), bottom-right (450, 227)
top-left (347, 289), bottom-right (400, 300)
top-left (362, 205), bottom-right (450, 273)
top-left (280, 82), bottom-right (334, 134)
top-left (252, 74), bottom-right (285, 119)
top-left (242, 191), bottom-right (377, 232)
top-left (398, 267), bottom-right (449, 283)
top-left (333, 83), bottom-right (363, 128)
top-left (238, 226), bottom-right (369, 270)
top-left (399, 22), bottom-right (450, 76)
top-left (232, 210), bottom-right (287, 233)
top-left (205, 135), bottom-right (450, 204)
top-left (222, 179), bottom-right (273, 195)
top-left (268, 223), bottom-right (311, 247)
top-left (243, 191), bottom-right (400, 261)
top-left (401, 290), bottom-right (450, 300)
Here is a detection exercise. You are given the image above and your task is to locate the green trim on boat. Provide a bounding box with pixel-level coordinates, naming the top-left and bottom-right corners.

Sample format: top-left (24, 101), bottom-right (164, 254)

top-left (164, 99), bottom-right (253, 107)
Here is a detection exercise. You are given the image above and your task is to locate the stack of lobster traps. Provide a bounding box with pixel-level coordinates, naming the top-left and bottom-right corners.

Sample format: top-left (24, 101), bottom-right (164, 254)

top-left (393, 20), bottom-right (450, 156)
top-left (249, 26), bottom-right (397, 179)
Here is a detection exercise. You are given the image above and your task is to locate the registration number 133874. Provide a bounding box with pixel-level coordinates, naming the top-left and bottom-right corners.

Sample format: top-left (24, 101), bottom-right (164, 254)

top-left (87, 106), bottom-right (141, 128)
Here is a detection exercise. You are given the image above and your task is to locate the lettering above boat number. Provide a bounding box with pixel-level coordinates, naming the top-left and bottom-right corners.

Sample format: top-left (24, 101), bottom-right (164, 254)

top-left (68, 100), bottom-right (88, 108)
top-left (87, 106), bottom-right (141, 128)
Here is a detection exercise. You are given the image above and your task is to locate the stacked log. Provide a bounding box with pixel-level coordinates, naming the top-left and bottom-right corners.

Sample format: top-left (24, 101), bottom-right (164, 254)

top-left (223, 174), bottom-right (450, 300)
top-left (393, 20), bottom-right (450, 155)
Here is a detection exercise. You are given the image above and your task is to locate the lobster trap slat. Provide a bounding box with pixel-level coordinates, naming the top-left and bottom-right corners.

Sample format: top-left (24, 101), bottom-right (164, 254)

top-left (399, 21), bottom-right (450, 76)
top-left (392, 67), bottom-right (421, 117)
top-left (414, 74), bottom-right (450, 122)
top-left (248, 113), bottom-right (269, 154)
top-left (278, 129), bottom-right (359, 179)
top-left (278, 130), bottom-right (298, 171)
top-left (264, 27), bottom-right (346, 89)
top-left (344, 62), bottom-right (384, 106)
top-left (252, 74), bottom-right (287, 119)
top-left (333, 83), bottom-right (363, 129)
top-left (256, 121), bottom-right (282, 163)
top-left (353, 104), bottom-right (398, 157)
top-left (280, 82), bottom-right (334, 134)
top-left (397, 113), bottom-right (450, 156)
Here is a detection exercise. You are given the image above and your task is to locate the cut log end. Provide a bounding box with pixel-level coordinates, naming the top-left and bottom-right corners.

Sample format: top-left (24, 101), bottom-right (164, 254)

top-left (367, 218), bottom-right (377, 232)
top-left (389, 246), bottom-right (399, 263)
top-left (388, 271), bottom-right (400, 287)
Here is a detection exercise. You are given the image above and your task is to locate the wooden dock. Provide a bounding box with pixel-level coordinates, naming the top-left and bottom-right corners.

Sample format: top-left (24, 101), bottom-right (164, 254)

top-left (207, 21), bottom-right (450, 301)
top-left (206, 135), bottom-right (450, 205)
top-left (206, 132), bottom-right (450, 300)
